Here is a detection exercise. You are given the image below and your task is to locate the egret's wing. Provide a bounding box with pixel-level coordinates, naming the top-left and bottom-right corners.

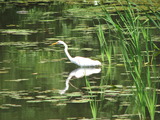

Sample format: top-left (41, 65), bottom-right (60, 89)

top-left (72, 56), bottom-right (101, 66)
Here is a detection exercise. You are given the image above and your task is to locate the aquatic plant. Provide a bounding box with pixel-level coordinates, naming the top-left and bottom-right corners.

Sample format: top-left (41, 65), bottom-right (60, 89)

top-left (97, 0), bottom-right (159, 119)
top-left (85, 76), bottom-right (98, 120)
top-left (97, 25), bottom-right (113, 64)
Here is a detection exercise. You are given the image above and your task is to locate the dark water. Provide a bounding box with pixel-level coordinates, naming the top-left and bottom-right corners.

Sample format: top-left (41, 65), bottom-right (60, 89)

top-left (0, 1), bottom-right (160, 120)
top-left (0, 1), bottom-right (102, 120)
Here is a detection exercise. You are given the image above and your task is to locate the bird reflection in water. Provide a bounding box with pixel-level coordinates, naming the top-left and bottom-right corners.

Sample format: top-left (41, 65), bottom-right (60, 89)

top-left (59, 67), bottom-right (101, 94)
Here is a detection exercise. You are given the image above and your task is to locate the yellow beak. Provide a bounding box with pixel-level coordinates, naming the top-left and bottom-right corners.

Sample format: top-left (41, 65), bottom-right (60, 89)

top-left (50, 42), bottom-right (58, 46)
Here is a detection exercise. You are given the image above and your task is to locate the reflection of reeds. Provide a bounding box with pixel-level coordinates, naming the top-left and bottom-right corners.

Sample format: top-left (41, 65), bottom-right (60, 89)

top-left (26, 7), bottom-right (44, 24)
top-left (98, 0), bottom-right (159, 119)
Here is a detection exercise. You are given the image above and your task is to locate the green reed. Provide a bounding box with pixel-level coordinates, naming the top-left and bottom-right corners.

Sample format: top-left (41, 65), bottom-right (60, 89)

top-left (97, 25), bottom-right (113, 64)
top-left (85, 77), bottom-right (98, 120)
top-left (98, 0), bottom-right (158, 119)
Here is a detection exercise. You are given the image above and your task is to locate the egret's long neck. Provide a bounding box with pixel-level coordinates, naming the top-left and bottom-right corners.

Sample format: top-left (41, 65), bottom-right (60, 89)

top-left (63, 43), bottom-right (73, 61)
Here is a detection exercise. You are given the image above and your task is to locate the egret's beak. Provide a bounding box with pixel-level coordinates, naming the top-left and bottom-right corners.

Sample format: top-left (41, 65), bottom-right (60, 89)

top-left (50, 42), bottom-right (58, 46)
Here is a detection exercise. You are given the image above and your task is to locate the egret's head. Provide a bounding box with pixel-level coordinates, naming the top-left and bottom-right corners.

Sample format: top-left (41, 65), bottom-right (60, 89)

top-left (50, 40), bottom-right (65, 46)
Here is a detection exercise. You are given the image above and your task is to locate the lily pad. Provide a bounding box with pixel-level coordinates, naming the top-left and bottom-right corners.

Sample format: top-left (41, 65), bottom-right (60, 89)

top-left (0, 70), bottom-right (8, 74)
top-left (36, 95), bottom-right (47, 99)
top-left (51, 96), bottom-right (67, 99)
top-left (27, 100), bottom-right (43, 103)
top-left (69, 98), bottom-right (91, 103)
top-left (82, 95), bottom-right (97, 98)
top-left (5, 78), bottom-right (29, 82)
top-left (39, 20), bottom-right (56, 22)
top-left (23, 96), bottom-right (34, 100)
top-left (66, 92), bottom-right (82, 97)
top-left (46, 38), bottom-right (60, 41)
top-left (0, 42), bottom-right (38, 46)
top-left (0, 106), bottom-right (10, 110)
top-left (56, 103), bottom-right (67, 106)
top-left (88, 91), bottom-right (105, 94)
top-left (43, 99), bottom-right (59, 102)
top-left (3, 104), bottom-right (21, 107)
top-left (0, 29), bottom-right (37, 35)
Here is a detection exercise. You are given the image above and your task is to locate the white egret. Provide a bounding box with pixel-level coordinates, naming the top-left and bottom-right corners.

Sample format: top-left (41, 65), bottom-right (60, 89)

top-left (51, 40), bottom-right (101, 67)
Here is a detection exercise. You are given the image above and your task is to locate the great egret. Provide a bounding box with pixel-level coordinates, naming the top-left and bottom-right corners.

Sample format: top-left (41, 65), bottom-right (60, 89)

top-left (51, 40), bottom-right (101, 67)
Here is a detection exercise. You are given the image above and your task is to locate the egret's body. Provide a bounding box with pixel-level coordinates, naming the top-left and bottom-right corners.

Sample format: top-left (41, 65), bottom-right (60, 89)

top-left (51, 41), bottom-right (101, 67)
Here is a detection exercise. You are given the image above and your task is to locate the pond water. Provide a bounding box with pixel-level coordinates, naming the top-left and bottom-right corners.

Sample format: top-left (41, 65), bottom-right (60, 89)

top-left (0, 0), bottom-right (160, 120)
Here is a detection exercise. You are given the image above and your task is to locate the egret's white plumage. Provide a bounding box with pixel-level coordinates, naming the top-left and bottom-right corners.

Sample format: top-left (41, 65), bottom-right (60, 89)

top-left (51, 40), bottom-right (101, 67)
